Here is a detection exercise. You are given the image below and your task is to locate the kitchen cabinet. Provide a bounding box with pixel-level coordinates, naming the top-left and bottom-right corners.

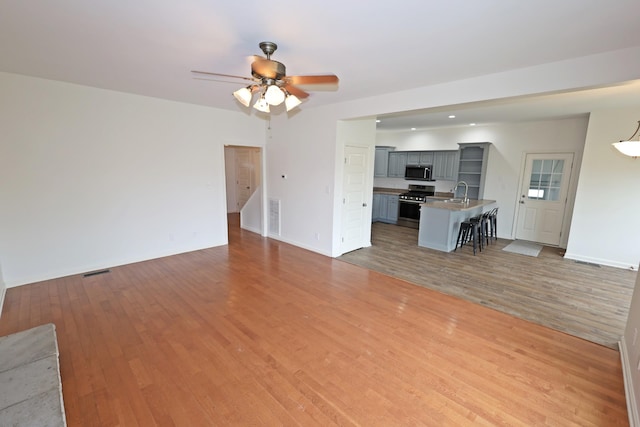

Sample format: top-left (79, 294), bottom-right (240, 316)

top-left (420, 151), bottom-right (434, 166)
top-left (372, 193), bottom-right (399, 224)
top-left (384, 195), bottom-right (399, 223)
top-left (372, 193), bottom-right (383, 221)
top-left (455, 142), bottom-right (491, 200)
top-left (432, 150), bottom-right (459, 181)
top-left (387, 152), bottom-right (408, 177)
top-left (407, 151), bottom-right (434, 166)
top-left (374, 146), bottom-right (394, 177)
top-left (418, 199), bottom-right (497, 252)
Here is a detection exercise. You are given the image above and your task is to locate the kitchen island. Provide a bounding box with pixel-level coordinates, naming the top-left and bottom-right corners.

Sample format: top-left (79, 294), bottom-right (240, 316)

top-left (418, 199), bottom-right (497, 252)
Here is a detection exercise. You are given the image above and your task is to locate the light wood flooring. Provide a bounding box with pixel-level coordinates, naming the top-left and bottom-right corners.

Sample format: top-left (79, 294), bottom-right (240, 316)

top-left (0, 214), bottom-right (630, 425)
top-left (339, 221), bottom-right (637, 349)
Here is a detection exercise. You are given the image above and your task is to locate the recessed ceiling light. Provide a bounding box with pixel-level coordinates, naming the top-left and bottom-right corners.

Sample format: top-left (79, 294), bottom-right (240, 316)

top-left (448, 115), bottom-right (456, 119)
top-left (469, 123), bottom-right (476, 126)
top-left (376, 119), bottom-right (381, 123)
top-left (411, 127), bottom-right (416, 131)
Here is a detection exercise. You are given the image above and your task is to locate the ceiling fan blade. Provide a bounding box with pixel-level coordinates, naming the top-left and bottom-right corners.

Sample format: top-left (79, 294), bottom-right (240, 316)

top-left (286, 74), bottom-right (339, 85)
top-left (192, 77), bottom-right (248, 86)
top-left (191, 70), bottom-right (255, 82)
top-left (283, 84), bottom-right (309, 99)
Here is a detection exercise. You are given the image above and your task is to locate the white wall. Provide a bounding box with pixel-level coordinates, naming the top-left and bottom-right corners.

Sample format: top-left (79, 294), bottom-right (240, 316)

top-left (4, 47), bottom-right (640, 285)
top-left (374, 118), bottom-right (588, 246)
top-left (265, 108), bottom-right (340, 255)
top-left (565, 108), bottom-right (640, 269)
top-left (263, 47), bottom-right (640, 259)
top-left (266, 110), bottom-right (377, 257)
top-left (240, 185), bottom-right (263, 235)
top-left (334, 119), bottom-right (378, 253)
top-left (0, 72), bottom-right (265, 287)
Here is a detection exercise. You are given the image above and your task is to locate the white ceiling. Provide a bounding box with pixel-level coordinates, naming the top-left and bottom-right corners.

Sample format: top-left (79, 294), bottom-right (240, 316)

top-left (376, 80), bottom-right (640, 131)
top-left (2, 0), bottom-right (640, 129)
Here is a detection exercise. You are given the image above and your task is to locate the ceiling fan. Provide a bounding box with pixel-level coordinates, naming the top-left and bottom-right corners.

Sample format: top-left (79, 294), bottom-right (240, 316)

top-left (192, 41), bottom-right (339, 113)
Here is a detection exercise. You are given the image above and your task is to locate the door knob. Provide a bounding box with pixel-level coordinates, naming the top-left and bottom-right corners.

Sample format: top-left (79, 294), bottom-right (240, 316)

top-left (362, 203), bottom-right (367, 207)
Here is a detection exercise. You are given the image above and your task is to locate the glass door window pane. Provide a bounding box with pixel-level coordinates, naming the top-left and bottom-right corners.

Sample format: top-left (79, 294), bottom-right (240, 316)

top-left (528, 159), bottom-right (564, 201)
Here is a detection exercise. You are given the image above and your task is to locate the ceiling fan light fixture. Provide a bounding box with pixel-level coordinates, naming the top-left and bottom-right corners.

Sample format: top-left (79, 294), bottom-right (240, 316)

top-left (265, 85), bottom-right (285, 106)
top-left (233, 86), bottom-right (254, 107)
top-left (612, 120), bottom-right (640, 158)
top-left (285, 93), bottom-right (302, 112)
top-left (196, 42), bottom-right (337, 114)
top-left (253, 94), bottom-right (270, 113)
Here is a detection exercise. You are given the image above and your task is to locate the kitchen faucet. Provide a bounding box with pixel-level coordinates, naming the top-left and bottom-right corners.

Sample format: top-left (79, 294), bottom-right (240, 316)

top-left (453, 181), bottom-right (469, 203)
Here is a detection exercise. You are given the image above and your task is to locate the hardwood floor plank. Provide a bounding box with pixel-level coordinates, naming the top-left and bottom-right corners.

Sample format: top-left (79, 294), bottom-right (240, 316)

top-left (339, 221), bottom-right (636, 348)
top-left (0, 214), bottom-right (629, 425)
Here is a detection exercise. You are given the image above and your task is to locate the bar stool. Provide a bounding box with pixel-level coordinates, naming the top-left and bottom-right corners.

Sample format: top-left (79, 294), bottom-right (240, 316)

top-left (455, 219), bottom-right (480, 255)
top-left (469, 215), bottom-right (487, 251)
top-left (480, 211), bottom-right (492, 247)
top-left (487, 207), bottom-right (499, 242)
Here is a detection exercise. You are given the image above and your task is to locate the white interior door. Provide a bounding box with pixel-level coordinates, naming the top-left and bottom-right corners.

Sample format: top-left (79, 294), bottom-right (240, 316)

top-left (515, 153), bottom-right (574, 245)
top-left (341, 145), bottom-right (369, 254)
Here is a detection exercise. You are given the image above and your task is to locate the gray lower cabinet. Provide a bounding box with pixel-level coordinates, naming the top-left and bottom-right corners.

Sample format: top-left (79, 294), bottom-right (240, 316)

top-left (372, 193), bottom-right (399, 224)
top-left (384, 195), bottom-right (399, 223)
top-left (432, 150), bottom-right (459, 181)
top-left (372, 193), bottom-right (382, 221)
top-left (387, 152), bottom-right (407, 177)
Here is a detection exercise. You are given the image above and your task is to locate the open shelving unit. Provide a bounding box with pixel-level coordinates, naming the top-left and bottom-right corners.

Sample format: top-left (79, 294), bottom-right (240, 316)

top-left (455, 142), bottom-right (490, 200)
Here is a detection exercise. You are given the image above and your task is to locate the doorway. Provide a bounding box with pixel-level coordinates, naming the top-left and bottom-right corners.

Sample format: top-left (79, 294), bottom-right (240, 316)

top-left (224, 146), bottom-right (263, 234)
top-left (515, 152), bottom-right (574, 246)
top-left (224, 146), bottom-right (261, 213)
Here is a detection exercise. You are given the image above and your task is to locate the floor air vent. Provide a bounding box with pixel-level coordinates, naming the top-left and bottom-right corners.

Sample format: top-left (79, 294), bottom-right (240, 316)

top-left (269, 198), bottom-right (281, 236)
top-left (83, 269), bottom-right (111, 277)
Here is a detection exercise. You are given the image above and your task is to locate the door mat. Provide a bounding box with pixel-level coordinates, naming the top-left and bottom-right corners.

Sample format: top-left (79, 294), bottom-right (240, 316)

top-left (502, 240), bottom-right (543, 257)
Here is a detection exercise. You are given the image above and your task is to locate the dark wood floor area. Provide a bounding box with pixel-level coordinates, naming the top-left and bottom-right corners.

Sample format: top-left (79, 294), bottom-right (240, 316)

top-left (340, 222), bottom-right (637, 349)
top-left (0, 214), bottom-right (630, 425)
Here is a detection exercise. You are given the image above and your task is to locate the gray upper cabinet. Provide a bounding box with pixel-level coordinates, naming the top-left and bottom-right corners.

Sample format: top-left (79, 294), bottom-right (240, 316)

top-left (456, 142), bottom-right (491, 200)
top-left (374, 146), bottom-right (394, 177)
top-left (387, 151), bottom-right (408, 177)
top-left (407, 152), bottom-right (420, 165)
top-left (375, 148), bottom-right (465, 183)
top-left (407, 151), bottom-right (434, 166)
top-left (432, 151), bottom-right (459, 181)
top-left (420, 151), bottom-right (434, 166)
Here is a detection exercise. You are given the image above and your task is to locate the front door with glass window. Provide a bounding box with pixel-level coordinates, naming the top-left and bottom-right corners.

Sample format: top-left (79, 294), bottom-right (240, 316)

top-left (515, 153), bottom-right (574, 245)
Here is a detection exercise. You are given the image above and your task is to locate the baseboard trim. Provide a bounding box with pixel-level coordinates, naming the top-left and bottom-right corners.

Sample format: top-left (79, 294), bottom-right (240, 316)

top-left (620, 338), bottom-right (639, 427)
top-left (563, 252), bottom-right (637, 270)
top-left (241, 224), bottom-right (263, 235)
top-left (267, 234), bottom-right (333, 258)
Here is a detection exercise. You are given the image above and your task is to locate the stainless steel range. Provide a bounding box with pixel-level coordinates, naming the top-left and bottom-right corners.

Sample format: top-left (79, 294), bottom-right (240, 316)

top-left (397, 184), bottom-right (436, 228)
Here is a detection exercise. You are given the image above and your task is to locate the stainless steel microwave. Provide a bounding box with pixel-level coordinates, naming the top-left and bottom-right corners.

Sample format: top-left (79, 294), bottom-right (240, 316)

top-left (405, 165), bottom-right (433, 181)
